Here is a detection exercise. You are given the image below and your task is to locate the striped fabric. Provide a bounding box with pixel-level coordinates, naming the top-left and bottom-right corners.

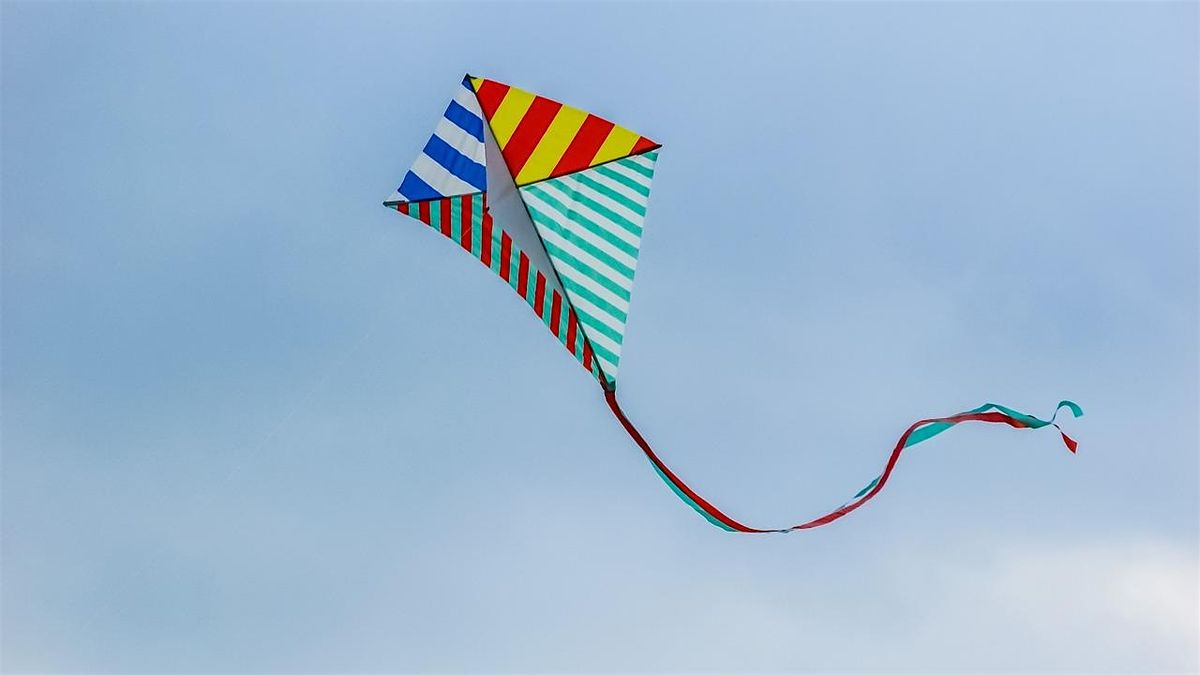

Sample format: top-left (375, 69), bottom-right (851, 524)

top-left (385, 75), bottom-right (660, 388)
top-left (385, 77), bottom-right (488, 205)
top-left (394, 192), bottom-right (605, 382)
top-left (519, 150), bottom-right (658, 383)
top-left (471, 77), bottom-right (658, 187)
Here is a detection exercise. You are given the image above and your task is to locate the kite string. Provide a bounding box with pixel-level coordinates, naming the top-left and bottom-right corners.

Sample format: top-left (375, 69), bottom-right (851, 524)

top-left (604, 391), bottom-right (1083, 533)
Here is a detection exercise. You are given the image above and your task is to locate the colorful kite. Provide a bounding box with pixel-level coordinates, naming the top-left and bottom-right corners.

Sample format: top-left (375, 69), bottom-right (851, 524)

top-left (384, 74), bottom-right (1083, 532)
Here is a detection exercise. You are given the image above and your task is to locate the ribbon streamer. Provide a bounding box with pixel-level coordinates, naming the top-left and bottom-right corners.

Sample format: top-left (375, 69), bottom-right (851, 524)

top-left (605, 392), bottom-right (1083, 533)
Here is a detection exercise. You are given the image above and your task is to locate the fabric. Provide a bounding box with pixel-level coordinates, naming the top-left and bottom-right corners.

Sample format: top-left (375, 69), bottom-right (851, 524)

top-left (606, 392), bottom-right (1084, 532)
top-left (393, 193), bottom-right (603, 381)
top-left (385, 77), bottom-right (488, 205)
top-left (470, 76), bottom-right (658, 186)
top-left (519, 150), bottom-right (658, 384)
top-left (481, 111), bottom-right (568, 303)
top-left (386, 74), bottom-right (660, 387)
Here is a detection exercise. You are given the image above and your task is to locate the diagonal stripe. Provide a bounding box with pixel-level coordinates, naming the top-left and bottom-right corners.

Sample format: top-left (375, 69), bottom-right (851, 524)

top-left (443, 99), bottom-right (484, 143)
top-left (409, 152), bottom-right (479, 198)
top-left (433, 116), bottom-right (486, 166)
top-left (623, 151), bottom-right (657, 178)
top-left (594, 163), bottom-right (651, 198)
top-left (530, 212), bottom-right (636, 290)
top-left (551, 114), bottom-right (614, 178)
top-left (522, 189), bottom-right (638, 276)
top-left (592, 124), bottom-right (641, 166)
top-left (502, 96), bottom-right (563, 179)
top-left (582, 179), bottom-right (647, 235)
top-left (560, 279), bottom-right (628, 333)
top-left (552, 262), bottom-right (631, 318)
top-left (563, 172), bottom-right (646, 221)
top-left (531, 179), bottom-right (644, 241)
top-left (594, 355), bottom-right (619, 380)
top-left (516, 104), bottom-right (589, 185)
top-left (630, 137), bottom-right (659, 155)
top-left (488, 86), bottom-right (535, 147)
top-left (571, 304), bottom-right (624, 350)
top-left (535, 226), bottom-right (634, 299)
top-left (397, 171), bottom-right (440, 202)
top-left (605, 157), bottom-right (655, 188)
top-left (454, 78), bottom-right (482, 108)
top-left (523, 185), bottom-right (641, 263)
top-left (531, 231), bottom-right (631, 305)
top-left (586, 346), bottom-right (620, 381)
top-left (470, 77), bottom-right (656, 189)
top-left (422, 135), bottom-right (486, 191)
top-left (546, 247), bottom-right (631, 310)
top-left (472, 78), bottom-right (508, 118)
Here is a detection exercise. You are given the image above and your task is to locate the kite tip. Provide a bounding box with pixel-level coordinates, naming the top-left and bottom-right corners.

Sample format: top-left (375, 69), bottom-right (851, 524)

top-left (1053, 424), bottom-right (1080, 454)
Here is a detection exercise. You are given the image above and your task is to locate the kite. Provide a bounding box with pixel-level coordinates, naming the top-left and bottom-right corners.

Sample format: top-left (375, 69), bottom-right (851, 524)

top-left (382, 74), bottom-right (1083, 532)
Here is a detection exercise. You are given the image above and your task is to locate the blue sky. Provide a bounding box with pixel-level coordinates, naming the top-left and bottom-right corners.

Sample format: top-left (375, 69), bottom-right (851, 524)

top-left (2, 2), bottom-right (1196, 672)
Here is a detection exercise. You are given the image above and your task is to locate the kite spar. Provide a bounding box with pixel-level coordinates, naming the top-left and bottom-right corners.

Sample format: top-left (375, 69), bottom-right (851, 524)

top-left (383, 75), bottom-right (1082, 532)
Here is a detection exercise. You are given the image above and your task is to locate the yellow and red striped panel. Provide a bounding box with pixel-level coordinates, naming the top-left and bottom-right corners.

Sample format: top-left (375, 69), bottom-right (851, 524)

top-left (470, 77), bottom-right (659, 187)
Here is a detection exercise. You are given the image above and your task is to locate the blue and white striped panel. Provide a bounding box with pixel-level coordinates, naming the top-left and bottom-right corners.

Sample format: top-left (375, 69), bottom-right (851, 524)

top-left (385, 77), bottom-right (487, 204)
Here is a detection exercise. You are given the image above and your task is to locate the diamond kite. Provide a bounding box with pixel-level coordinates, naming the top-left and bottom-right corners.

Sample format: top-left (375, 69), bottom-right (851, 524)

top-left (383, 74), bottom-right (1083, 532)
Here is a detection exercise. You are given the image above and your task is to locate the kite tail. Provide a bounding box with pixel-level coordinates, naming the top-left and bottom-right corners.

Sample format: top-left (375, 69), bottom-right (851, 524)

top-left (604, 391), bottom-right (1083, 533)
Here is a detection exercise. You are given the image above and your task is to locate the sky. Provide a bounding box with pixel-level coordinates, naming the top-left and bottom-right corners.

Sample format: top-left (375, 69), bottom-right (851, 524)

top-left (2, 2), bottom-right (1197, 673)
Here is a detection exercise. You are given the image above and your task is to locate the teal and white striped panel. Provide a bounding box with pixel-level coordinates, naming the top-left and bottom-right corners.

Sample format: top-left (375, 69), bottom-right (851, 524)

top-left (518, 150), bottom-right (657, 383)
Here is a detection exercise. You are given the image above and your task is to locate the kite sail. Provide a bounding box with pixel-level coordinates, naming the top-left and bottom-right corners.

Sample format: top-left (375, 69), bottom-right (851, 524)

top-left (383, 74), bottom-right (1083, 532)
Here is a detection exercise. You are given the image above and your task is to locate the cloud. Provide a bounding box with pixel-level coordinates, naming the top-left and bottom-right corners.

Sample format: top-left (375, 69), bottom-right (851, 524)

top-left (633, 535), bottom-right (1200, 673)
